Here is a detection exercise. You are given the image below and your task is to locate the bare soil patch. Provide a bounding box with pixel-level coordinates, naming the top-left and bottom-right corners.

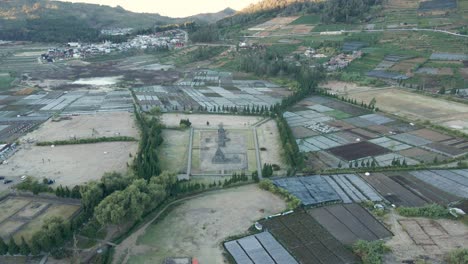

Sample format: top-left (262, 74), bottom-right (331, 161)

top-left (0, 142), bottom-right (137, 186)
top-left (256, 120), bottom-right (286, 173)
top-left (124, 185), bottom-right (287, 264)
top-left (385, 211), bottom-right (468, 263)
top-left (23, 112), bottom-right (138, 142)
top-left (348, 88), bottom-right (468, 129)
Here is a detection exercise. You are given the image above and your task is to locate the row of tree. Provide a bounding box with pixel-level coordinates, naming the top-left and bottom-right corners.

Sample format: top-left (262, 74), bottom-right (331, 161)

top-left (195, 104), bottom-right (277, 116)
top-left (133, 106), bottom-right (164, 180)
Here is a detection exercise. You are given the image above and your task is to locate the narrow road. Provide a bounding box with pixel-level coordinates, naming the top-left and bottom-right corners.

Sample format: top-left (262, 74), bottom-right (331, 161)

top-left (253, 127), bottom-right (263, 179)
top-left (186, 127), bottom-right (194, 179)
top-left (244, 27), bottom-right (468, 39)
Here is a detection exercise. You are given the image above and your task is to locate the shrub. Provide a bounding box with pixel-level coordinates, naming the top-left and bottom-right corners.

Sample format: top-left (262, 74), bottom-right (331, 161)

top-left (353, 240), bottom-right (390, 264)
top-left (397, 204), bottom-right (452, 218)
top-left (447, 248), bottom-right (468, 264)
top-left (259, 179), bottom-right (301, 209)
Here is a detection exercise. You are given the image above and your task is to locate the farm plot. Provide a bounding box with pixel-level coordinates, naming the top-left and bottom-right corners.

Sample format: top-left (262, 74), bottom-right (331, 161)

top-left (224, 231), bottom-right (298, 264)
top-left (398, 147), bottom-right (448, 164)
top-left (385, 171), bottom-right (460, 205)
top-left (345, 88), bottom-right (468, 132)
top-left (323, 174), bottom-right (382, 203)
top-left (273, 174), bottom-right (381, 206)
top-left (373, 153), bottom-right (419, 166)
top-left (421, 142), bottom-right (467, 158)
top-left (249, 16), bottom-right (299, 31)
top-left (328, 141), bottom-right (390, 161)
top-left (273, 176), bottom-right (341, 206)
top-left (123, 185), bottom-right (287, 264)
top-left (0, 196), bottom-right (80, 242)
top-left (409, 170), bottom-right (468, 198)
top-left (260, 212), bottom-right (358, 264)
top-left (305, 151), bottom-right (345, 169)
top-left (308, 204), bottom-right (392, 245)
top-left (385, 214), bottom-right (468, 263)
top-left (390, 133), bottom-right (432, 147)
top-left (369, 137), bottom-right (412, 151)
top-left (361, 172), bottom-right (428, 206)
top-left (297, 135), bottom-right (346, 152)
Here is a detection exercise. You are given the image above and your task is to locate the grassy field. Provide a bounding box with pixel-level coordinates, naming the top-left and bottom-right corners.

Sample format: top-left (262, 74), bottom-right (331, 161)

top-left (158, 129), bottom-right (190, 174)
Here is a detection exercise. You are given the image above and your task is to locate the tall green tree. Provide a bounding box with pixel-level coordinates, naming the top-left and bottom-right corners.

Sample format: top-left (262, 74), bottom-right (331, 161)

top-left (8, 237), bottom-right (19, 255)
top-left (19, 237), bottom-right (30, 256)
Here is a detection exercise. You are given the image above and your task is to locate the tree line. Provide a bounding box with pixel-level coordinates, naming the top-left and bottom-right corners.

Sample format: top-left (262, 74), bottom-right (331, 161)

top-left (36, 136), bottom-right (136, 146)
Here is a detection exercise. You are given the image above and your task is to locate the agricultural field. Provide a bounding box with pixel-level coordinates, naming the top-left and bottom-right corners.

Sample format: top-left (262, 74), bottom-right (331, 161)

top-left (273, 174), bottom-right (382, 206)
top-left (361, 170), bottom-right (466, 207)
top-left (225, 231), bottom-right (298, 264)
top-left (119, 185), bottom-right (287, 264)
top-left (285, 95), bottom-right (468, 172)
top-left (0, 196), bottom-right (80, 242)
top-left (134, 70), bottom-right (290, 112)
top-left (385, 211), bottom-right (468, 263)
top-left (308, 204), bottom-right (392, 245)
top-left (344, 88), bottom-right (468, 134)
top-left (260, 211), bottom-right (358, 264)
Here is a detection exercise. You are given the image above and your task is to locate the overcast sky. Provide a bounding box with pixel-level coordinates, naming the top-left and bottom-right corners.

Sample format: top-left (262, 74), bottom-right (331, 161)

top-left (60, 0), bottom-right (262, 17)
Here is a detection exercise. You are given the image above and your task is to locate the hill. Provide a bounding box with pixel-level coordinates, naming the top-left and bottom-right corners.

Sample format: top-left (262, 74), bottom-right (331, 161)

top-left (0, 0), bottom-right (235, 42)
top-left (188, 8), bottom-right (236, 24)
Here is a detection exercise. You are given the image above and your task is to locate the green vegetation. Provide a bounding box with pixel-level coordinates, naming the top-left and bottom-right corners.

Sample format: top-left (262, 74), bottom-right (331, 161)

top-left (186, 46), bottom-right (227, 63)
top-left (133, 106), bottom-right (164, 180)
top-left (35, 136), bottom-right (137, 146)
top-left (353, 240), bottom-right (390, 264)
top-left (323, 0), bottom-right (383, 23)
top-left (290, 14), bottom-right (321, 25)
top-left (16, 177), bottom-right (53, 195)
top-left (0, 73), bottom-right (14, 91)
top-left (258, 179), bottom-right (301, 209)
top-left (447, 248), bottom-right (468, 264)
top-left (94, 172), bottom-right (175, 227)
top-left (397, 204), bottom-right (452, 219)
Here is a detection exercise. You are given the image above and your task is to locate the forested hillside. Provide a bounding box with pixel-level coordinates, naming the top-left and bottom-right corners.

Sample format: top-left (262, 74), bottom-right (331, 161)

top-left (0, 0), bottom-right (235, 42)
